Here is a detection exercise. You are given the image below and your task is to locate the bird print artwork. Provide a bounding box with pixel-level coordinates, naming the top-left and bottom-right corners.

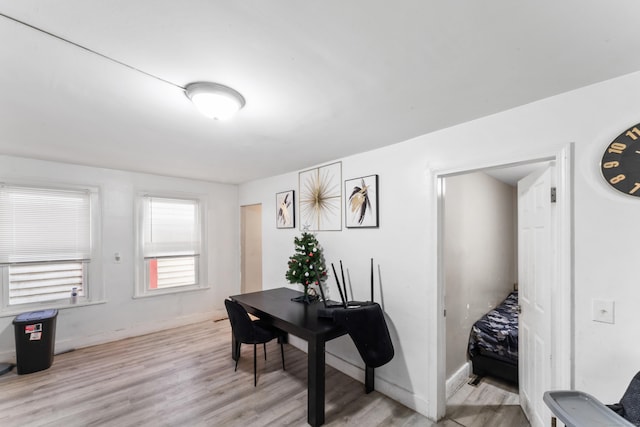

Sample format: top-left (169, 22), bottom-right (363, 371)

top-left (345, 175), bottom-right (378, 228)
top-left (277, 191), bottom-right (294, 228)
top-left (349, 179), bottom-right (371, 225)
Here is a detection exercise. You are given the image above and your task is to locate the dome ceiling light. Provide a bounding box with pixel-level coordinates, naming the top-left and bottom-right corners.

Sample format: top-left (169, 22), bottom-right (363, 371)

top-left (185, 82), bottom-right (246, 120)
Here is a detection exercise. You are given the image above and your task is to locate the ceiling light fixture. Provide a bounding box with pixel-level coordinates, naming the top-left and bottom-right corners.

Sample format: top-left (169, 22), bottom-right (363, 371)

top-left (1, 13), bottom-right (248, 121)
top-left (185, 82), bottom-right (246, 120)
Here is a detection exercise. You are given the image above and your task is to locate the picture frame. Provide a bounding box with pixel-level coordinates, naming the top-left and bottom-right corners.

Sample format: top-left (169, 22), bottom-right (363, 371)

top-left (299, 162), bottom-right (342, 231)
top-left (345, 174), bottom-right (378, 228)
top-left (276, 190), bottom-right (295, 228)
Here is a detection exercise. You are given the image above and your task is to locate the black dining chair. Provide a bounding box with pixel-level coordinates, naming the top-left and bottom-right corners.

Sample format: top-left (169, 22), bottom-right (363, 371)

top-left (608, 371), bottom-right (640, 425)
top-left (224, 299), bottom-right (286, 386)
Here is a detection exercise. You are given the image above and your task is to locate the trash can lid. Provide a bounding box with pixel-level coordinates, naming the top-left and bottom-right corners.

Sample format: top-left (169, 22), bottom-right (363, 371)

top-left (13, 309), bottom-right (58, 323)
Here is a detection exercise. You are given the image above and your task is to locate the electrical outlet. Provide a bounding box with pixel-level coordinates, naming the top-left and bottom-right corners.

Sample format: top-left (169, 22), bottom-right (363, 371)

top-left (113, 252), bottom-right (122, 264)
top-left (592, 299), bottom-right (614, 324)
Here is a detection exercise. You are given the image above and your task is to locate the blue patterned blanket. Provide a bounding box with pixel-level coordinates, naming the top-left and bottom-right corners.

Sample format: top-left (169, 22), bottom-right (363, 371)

top-left (468, 290), bottom-right (518, 363)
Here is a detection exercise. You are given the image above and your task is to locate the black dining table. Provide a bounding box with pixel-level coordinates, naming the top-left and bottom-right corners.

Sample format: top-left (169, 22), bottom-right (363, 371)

top-left (230, 287), bottom-right (372, 426)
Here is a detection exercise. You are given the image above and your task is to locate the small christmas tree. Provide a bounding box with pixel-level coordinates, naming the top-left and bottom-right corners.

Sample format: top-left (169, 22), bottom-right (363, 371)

top-left (285, 232), bottom-right (327, 302)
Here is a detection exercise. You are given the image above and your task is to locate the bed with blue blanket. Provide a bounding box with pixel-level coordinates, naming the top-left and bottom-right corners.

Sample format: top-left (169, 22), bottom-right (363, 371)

top-left (467, 290), bottom-right (519, 384)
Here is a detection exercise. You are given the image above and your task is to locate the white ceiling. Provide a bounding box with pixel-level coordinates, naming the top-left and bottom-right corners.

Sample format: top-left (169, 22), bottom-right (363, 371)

top-left (1, 1), bottom-right (640, 184)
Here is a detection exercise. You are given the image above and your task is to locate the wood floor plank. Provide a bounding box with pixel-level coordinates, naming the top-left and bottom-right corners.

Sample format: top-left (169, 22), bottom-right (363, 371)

top-left (0, 319), bottom-right (528, 426)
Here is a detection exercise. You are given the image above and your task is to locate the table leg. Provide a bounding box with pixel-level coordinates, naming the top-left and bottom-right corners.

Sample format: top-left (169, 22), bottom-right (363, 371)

top-left (365, 365), bottom-right (374, 393)
top-left (308, 339), bottom-right (325, 427)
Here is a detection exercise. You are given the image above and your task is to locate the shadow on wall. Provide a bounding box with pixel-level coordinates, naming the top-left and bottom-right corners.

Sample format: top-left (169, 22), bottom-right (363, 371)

top-left (377, 265), bottom-right (416, 405)
top-left (0, 321), bottom-right (16, 363)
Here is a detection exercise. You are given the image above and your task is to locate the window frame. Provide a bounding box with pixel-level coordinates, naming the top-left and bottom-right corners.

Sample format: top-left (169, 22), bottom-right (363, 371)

top-left (0, 181), bottom-right (103, 315)
top-left (134, 191), bottom-right (208, 298)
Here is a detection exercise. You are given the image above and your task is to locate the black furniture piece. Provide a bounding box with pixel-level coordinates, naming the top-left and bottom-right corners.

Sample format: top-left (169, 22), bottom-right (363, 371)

top-left (230, 287), bottom-right (373, 427)
top-left (330, 302), bottom-right (394, 392)
top-left (608, 371), bottom-right (640, 425)
top-left (224, 299), bottom-right (286, 387)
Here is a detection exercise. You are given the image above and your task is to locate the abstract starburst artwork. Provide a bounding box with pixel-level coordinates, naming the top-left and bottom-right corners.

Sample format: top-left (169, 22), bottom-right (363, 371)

top-left (298, 162), bottom-right (342, 231)
top-left (345, 174), bottom-right (378, 228)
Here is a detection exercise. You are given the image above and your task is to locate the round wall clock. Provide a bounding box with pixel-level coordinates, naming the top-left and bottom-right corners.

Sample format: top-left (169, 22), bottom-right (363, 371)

top-left (601, 122), bottom-right (640, 197)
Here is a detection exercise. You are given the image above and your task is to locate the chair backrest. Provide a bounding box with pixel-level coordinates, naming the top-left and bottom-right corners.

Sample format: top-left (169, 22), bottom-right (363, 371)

top-left (332, 303), bottom-right (394, 368)
top-left (224, 299), bottom-right (256, 343)
top-left (620, 371), bottom-right (640, 424)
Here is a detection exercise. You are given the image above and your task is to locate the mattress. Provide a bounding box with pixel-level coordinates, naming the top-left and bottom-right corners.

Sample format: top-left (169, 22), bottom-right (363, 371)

top-left (468, 290), bottom-right (519, 364)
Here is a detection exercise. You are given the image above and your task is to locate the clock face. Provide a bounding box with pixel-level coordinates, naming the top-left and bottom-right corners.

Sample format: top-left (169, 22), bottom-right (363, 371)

top-left (601, 123), bottom-right (640, 197)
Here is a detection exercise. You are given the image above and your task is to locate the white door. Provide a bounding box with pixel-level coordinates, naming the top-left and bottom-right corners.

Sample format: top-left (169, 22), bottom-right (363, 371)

top-left (518, 166), bottom-right (553, 427)
top-left (241, 204), bottom-right (262, 294)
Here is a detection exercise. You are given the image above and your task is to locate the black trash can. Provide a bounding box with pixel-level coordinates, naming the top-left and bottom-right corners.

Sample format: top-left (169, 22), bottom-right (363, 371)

top-left (13, 309), bottom-right (58, 375)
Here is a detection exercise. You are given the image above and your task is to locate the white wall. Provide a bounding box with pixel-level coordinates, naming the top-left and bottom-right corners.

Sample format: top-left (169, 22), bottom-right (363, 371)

top-left (240, 70), bottom-right (640, 417)
top-left (444, 172), bottom-right (516, 380)
top-left (0, 155), bottom-right (239, 360)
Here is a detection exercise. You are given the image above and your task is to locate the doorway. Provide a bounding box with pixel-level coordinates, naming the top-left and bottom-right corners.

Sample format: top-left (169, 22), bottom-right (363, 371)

top-left (431, 146), bottom-right (574, 425)
top-left (443, 168), bottom-right (524, 397)
top-left (241, 204), bottom-right (262, 294)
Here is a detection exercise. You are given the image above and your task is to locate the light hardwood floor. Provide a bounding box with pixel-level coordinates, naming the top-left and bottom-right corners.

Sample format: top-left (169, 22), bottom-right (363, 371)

top-left (0, 319), bottom-right (528, 426)
top-left (444, 376), bottom-right (530, 427)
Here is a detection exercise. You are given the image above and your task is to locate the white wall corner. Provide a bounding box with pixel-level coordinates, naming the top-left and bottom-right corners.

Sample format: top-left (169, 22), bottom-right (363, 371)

top-left (325, 352), bottom-right (430, 418)
top-left (446, 361), bottom-right (471, 399)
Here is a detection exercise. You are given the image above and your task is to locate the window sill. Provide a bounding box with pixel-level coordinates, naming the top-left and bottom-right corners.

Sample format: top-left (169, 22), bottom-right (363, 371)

top-left (0, 299), bottom-right (107, 319)
top-left (133, 285), bottom-right (211, 299)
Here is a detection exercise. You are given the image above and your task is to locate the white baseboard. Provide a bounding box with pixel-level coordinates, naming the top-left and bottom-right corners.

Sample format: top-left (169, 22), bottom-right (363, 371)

top-left (0, 309), bottom-right (226, 363)
top-left (56, 309), bottom-right (226, 354)
top-left (446, 362), bottom-right (471, 399)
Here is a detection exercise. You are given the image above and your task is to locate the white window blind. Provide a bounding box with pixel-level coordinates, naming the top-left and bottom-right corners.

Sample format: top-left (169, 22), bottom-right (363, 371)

top-left (0, 185), bottom-right (91, 264)
top-left (142, 196), bottom-right (200, 290)
top-left (9, 262), bottom-right (85, 305)
top-left (0, 184), bottom-right (92, 306)
top-left (149, 257), bottom-right (196, 289)
top-left (143, 196), bottom-right (200, 258)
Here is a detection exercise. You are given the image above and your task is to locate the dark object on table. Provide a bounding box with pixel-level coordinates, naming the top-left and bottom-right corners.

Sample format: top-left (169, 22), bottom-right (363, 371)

top-left (318, 259), bottom-right (376, 314)
top-left (607, 371), bottom-right (640, 426)
top-left (318, 258), bottom-right (394, 394)
top-left (331, 303), bottom-right (394, 369)
top-left (224, 299), bottom-right (286, 386)
top-left (467, 290), bottom-right (519, 384)
top-left (291, 293), bottom-right (319, 304)
top-left (320, 258), bottom-right (394, 368)
top-left (13, 309), bottom-right (58, 375)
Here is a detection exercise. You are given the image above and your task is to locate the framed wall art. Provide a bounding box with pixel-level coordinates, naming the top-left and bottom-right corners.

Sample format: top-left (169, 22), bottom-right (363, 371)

top-left (276, 190), bottom-right (295, 228)
top-left (299, 161), bottom-right (342, 231)
top-left (345, 174), bottom-right (378, 228)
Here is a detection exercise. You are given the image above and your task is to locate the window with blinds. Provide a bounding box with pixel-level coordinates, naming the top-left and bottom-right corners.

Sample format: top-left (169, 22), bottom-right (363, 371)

top-left (0, 184), bottom-right (91, 306)
top-left (140, 196), bottom-right (202, 293)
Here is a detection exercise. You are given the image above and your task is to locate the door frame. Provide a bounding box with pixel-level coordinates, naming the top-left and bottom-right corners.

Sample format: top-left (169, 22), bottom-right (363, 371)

top-left (429, 144), bottom-right (574, 420)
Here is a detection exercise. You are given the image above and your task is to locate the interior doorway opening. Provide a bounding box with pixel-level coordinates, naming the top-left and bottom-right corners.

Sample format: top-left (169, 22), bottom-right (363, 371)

top-left (441, 161), bottom-right (548, 426)
top-left (241, 204), bottom-right (262, 294)
top-left (432, 146), bottom-right (574, 426)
